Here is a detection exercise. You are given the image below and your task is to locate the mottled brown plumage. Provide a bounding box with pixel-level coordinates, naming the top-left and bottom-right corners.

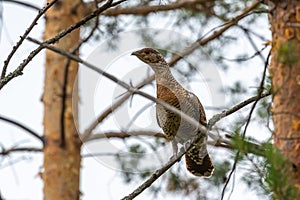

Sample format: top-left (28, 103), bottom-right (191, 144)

top-left (132, 48), bottom-right (214, 177)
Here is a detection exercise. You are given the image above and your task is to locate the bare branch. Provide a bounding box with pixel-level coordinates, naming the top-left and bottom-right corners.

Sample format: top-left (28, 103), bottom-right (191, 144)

top-left (120, 128), bottom-right (206, 200)
top-left (221, 49), bottom-right (271, 200)
top-left (220, 45), bottom-right (268, 62)
top-left (1, 0), bottom-right (58, 79)
top-left (87, 132), bottom-right (266, 158)
top-left (27, 37), bottom-right (209, 136)
top-left (27, 37), bottom-right (271, 200)
top-left (0, 0), bottom-right (127, 90)
top-left (208, 92), bottom-right (271, 128)
top-left (80, 0), bottom-right (262, 139)
top-left (0, 147), bottom-right (42, 156)
top-left (84, 131), bottom-right (165, 142)
top-left (120, 133), bottom-right (265, 200)
top-left (168, 0), bottom-right (263, 66)
top-left (0, 115), bottom-right (44, 143)
top-left (28, 36), bottom-right (271, 147)
top-left (241, 26), bottom-right (266, 63)
top-left (102, 0), bottom-right (207, 16)
top-left (84, 130), bottom-right (266, 157)
top-left (81, 75), bottom-right (154, 141)
top-left (60, 12), bottom-right (101, 147)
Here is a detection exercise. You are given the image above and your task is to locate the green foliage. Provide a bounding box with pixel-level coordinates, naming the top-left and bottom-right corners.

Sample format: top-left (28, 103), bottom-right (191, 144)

top-left (240, 155), bottom-right (268, 197)
top-left (263, 75), bottom-right (272, 93)
top-left (230, 129), bottom-right (264, 157)
top-left (229, 133), bottom-right (300, 199)
top-left (262, 143), bottom-right (300, 200)
top-left (227, 81), bottom-right (247, 94)
top-left (117, 144), bottom-right (149, 183)
top-left (208, 160), bottom-right (231, 186)
top-left (96, 1), bottom-right (294, 199)
top-left (128, 144), bottom-right (145, 154)
top-left (166, 170), bottom-right (200, 195)
top-left (277, 41), bottom-right (299, 65)
top-left (256, 96), bottom-right (271, 120)
top-left (223, 81), bottom-right (248, 103)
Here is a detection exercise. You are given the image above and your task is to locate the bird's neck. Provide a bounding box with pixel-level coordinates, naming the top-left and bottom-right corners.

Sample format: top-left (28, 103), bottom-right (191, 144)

top-left (151, 65), bottom-right (176, 84)
top-left (151, 64), bottom-right (184, 101)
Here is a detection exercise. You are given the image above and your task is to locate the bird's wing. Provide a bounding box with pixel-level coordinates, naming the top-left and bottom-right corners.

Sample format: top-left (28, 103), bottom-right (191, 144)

top-left (186, 92), bottom-right (207, 126)
top-left (156, 110), bottom-right (161, 128)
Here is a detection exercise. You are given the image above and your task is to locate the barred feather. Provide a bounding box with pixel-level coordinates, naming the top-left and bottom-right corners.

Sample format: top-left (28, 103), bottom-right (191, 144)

top-left (132, 48), bottom-right (214, 177)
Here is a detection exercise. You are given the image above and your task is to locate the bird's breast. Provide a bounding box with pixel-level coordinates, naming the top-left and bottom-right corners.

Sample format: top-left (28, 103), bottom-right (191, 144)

top-left (156, 85), bottom-right (199, 143)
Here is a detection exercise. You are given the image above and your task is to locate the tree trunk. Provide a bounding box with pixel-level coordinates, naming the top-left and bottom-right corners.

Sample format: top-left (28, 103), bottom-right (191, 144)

top-left (43, 0), bottom-right (82, 199)
top-left (269, 0), bottom-right (300, 196)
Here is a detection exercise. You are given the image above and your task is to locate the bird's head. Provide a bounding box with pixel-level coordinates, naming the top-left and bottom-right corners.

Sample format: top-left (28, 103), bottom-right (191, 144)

top-left (131, 48), bottom-right (167, 66)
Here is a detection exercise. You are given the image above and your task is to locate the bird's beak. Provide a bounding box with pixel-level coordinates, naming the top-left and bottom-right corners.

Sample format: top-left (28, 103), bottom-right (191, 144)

top-left (131, 51), bottom-right (137, 56)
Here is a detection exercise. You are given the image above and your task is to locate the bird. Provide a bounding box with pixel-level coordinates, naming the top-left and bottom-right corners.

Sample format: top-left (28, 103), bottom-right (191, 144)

top-left (131, 48), bottom-right (214, 177)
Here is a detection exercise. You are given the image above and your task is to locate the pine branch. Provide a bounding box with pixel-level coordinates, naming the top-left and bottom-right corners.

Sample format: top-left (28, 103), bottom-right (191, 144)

top-left (28, 37), bottom-right (272, 199)
top-left (168, 0), bottom-right (263, 66)
top-left (80, 0), bottom-right (262, 139)
top-left (221, 49), bottom-right (271, 200)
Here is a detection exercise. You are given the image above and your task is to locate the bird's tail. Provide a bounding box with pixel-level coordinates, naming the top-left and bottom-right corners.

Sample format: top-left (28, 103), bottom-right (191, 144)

top-left (185, 143), bottom-right (214, 177)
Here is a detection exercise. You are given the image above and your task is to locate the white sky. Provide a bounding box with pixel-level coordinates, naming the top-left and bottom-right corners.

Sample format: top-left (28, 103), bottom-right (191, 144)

top-left (0, 1), bottom-right (272, 199)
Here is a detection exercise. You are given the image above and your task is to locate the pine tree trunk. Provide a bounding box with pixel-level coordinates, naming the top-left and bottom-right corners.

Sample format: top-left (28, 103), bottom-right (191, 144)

top-left (43, 1), bottom-right (82, 199)
top-left (269, 0), bottom-right (300, 195)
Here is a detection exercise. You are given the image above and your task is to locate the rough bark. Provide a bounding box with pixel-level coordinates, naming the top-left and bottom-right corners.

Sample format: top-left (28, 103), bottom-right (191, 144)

top-left (43, 0), bottom-right (82, 199)
top-left (269, 0), bottom-right (300, 195)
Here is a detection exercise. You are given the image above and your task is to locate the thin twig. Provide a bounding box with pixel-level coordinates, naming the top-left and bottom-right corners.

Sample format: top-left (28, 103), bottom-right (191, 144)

top-left (28, 36), bottom-right (271, 200)
top-left (1, 0), bottom-right (58, 79)
top-left (81, 0), bottom-right (261, 140)
top-left (168, 0), bottom-right (263, 66)
top-left (0, 147), bottom-right (42, 155)
top-left (242, 48), bottom-right (271, 139)
top-left (27, 37), bottom-right (209, 135)
top-left (0, 0), bottom-right (126, 90)
top-left (81, 75), bottom-right (155, 141)
top-left (120, 130), bottom-right (205, 200)
top-left (60, 10), bottom-right (101, 147)
top-left (84, 130), bottom-right (266, 155)
top-left (220, 45), bottom-right (268, 62)
top-left (208, 92), bottom-right (271, 128)
top-left (242, 26), bottom-right (266, 63)
top-left (0, 115), bottom-right (44, 143)
top-left (124, 102), bottom-right (154, 131)
top-left (220, 49), bottom-right (271, 200)
top-left (84, 131), bottom-right (165, 142)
